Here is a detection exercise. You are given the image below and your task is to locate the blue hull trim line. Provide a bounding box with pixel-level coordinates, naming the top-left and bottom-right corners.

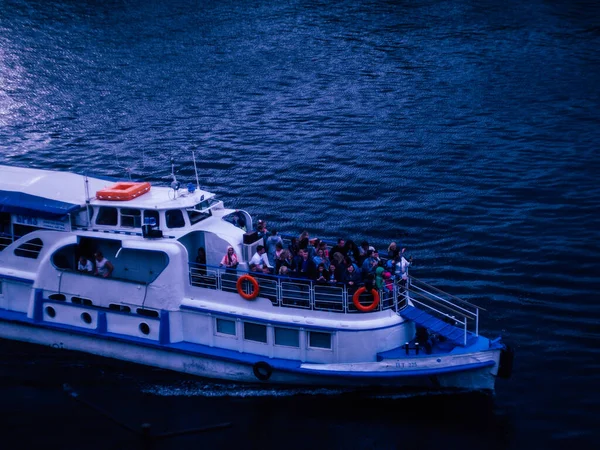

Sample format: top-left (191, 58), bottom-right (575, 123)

top-left (0, 275), bottom-right (35, 285)
top-left (0, 307), bottom-right (496, 380)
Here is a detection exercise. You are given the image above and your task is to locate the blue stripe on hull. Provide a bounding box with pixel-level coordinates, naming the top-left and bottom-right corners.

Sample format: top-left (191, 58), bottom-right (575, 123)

top-left (0, 306), bottom-right (497, 381)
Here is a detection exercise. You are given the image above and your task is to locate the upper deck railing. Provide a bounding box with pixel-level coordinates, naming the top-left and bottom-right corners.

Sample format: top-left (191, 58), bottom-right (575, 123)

top-left (189, 263), bottom-right (406, 314)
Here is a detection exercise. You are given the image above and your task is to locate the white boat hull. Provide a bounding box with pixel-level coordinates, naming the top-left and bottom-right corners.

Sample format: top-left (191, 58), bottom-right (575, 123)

top-left (0, 319), bottom-right (501, 391)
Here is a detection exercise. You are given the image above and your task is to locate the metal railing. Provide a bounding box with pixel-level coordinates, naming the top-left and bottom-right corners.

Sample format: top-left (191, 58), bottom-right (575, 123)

top-left (189, 263), bottom-right (407, 314)
top-left (405, 277), bottom-right (481, 343)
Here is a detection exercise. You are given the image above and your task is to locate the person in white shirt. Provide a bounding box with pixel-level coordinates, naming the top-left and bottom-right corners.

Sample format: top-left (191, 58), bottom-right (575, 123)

top-left (94, 251), bottom-right (114, 278)
top-left (249, 245), bottom-right (273, 273)
top-left (77, 255), bottom-right (93, 273)
top-left (395, 248), bottom-right (412, 281)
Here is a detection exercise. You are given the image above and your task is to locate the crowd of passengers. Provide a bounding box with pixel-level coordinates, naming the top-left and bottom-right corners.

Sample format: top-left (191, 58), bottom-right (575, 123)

top-left (234, 220), bottom-right (413, 292)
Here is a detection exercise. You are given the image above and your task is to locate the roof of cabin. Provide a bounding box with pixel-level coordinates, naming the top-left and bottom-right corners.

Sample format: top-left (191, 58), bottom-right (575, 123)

top-left (0, 165), bottom-right (215, 218)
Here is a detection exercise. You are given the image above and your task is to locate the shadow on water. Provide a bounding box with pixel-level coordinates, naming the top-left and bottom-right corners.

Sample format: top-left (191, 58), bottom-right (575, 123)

top-left (0, 340), bottom-right (515, 450)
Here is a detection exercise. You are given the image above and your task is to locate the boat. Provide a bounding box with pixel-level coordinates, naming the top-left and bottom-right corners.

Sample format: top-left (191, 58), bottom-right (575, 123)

top-left (0, 164), bottom-right (513, 392)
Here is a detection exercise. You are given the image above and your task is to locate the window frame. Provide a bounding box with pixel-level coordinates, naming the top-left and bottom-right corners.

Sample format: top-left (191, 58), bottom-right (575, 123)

top-left (243, 322), bottom-right (268, 344)
top-left (215, 318), bottom-right (237, 337)
top-left (274, 327), bottom-right (300, 348)
top-left (307, 331), bottom-right (332, 350)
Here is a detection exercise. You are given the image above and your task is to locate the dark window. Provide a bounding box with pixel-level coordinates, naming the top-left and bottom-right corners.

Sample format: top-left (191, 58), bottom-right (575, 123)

top-left (216, 318), bottom-right (236, 336)
top-left (51, 243), bottom-right (77, 270)
top-left (274, 328), bottom-right (299, 347)
top-left (137, 308), bottom-right (159, 318)
top-left (120, 209), bottom-right (141, 228)
top-left (72, 297), bottom-right (93, 306)
top-left (187, 208), bottom-right (211, 225)
top-left (0, 212), bottom-right (11, 251)
top-left (96, 207), bottom-right (118, 225)
top-left (144, 210), bottom-right (159, 227)
top-left (308, 331), bottom-right (331, 349)
top-left (109, 304), bottom-right (131, 313)
top-left (166, 209), bottom-right (185, 228)
top-left (244, 322), bottom-right (267, 343)
top-left (14, 238), bottom-right (43, 259)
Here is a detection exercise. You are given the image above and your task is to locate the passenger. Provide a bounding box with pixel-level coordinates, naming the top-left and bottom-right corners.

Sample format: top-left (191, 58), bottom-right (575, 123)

top-left (315, 263), bottom-right (329, 284)
top-left (249, 245), bottom-right (273, 273)
top-left (265, 229), bottom-right (284, 266)
top-left (383, 271), bottom-right (394, 291)
top-left (375, 266), bottom-right (386, 290)
top-left (256, 220), bottom-right (268, 245)
top-left (275, 249), bottom-right (293, 275)
top-left (274, 242), bottom-right (284, 262)
top-left (387, 241), bottom-right (398, 259)
top-left (358, 241), bottom-right (370, 265)
top-left (219, 246), bottom-right (239, 272)
top-left (318, 240), bottom-right (329, 258)
top-left (395, 248), bottom-right (413, 282)
top-left (330, 239), bottom-right (346, 259)
top-left (288, 237), bottom-right (300, 256)
top-left (313, 248), bottom-right (330, 268)
top-left (299, 230), bottom-right (309, 242)
top-left (333, 253), bottom-right (347, 280)
top-left (342, 263), bottom-right (362, 291)
top-left (196, 247), bottom-right (207, 275)
top-left (278, 265), bottom-right (291, 278)
top-left (231, 211), bottom-right (246, 231)
top-left (361, 250), bottom-right (379, 278)
top-left (77, 255), bottom-right (93, 273)
top-left (344, 240), bottom-right (360, 264)
top-left (94, 252), bottom-right (114, 278)
top-left (292, 249), bottom-right (317, 279)
top-left (328, 264), bottom-right (338, 285)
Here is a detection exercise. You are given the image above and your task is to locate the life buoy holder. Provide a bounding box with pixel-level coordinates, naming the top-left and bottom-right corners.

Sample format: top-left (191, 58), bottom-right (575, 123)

top-left (253, 361), bottom-right (272, 381)
top-left (352, 287), bottom-right (380, 312)
top-left (236, 275), bottom-right (260, 300)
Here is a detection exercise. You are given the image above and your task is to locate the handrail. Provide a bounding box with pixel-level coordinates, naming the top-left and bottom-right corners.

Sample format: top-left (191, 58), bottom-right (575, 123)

top-left (409, 276), bottom-right (486, 311)
top-left (408, 283), bottom-right (477, 319)
top-left (188, 262), bottom-right (398, 314)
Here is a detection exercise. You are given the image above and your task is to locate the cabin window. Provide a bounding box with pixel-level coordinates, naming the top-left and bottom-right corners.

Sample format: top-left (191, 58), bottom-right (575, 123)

top-left (166, 209), bottom-right (185, 228)
top-left (187, 208), bottom-right (211, 225)
top-left (87, 206), bottom-right (94, 223)
top-left (14, 238), bottom-right (43, 259)
top-left (120, 208), bottom-right (141, 228)
top-left (96, 207), bottom-right (118, 226)
top-left (137, 308), bottom-right (159, 318)
top-left (144, 210), bottom-right (159, 227)
top-left (0, 212), bottom-right (11, 251)
top-left (244, 322), bottom-right (267, 343)
top-left (216, 318), bottom-right (236, 336)
top-left (308, 331), bottom-right (332, 349)
top-left (274, 328), bottom-right (300, 347)
top-left (51, 244), bottom-right (78, 270)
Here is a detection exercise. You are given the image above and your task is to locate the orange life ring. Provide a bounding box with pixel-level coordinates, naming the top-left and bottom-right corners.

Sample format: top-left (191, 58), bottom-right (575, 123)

top-left (236, 274), bottom-right (260, 300)
top-left (352, 287), bottom-right (380, 312)
top-left (96, 182), bottom-right (151, 201)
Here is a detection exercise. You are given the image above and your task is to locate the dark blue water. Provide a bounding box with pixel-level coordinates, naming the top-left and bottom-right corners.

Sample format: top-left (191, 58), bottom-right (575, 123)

top-left (1, 0), bottom-right (599, 448)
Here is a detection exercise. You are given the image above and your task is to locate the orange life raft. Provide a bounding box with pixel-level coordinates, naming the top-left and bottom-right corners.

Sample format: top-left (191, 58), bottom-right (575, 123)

top-left (96, 182), bottom-right (151, 201)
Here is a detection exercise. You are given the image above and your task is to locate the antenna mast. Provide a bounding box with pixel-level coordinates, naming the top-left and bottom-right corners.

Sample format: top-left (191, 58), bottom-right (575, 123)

top-left (170, 158), bottom-right (180, 199)
top-left (192, 150), bottom-right (200, 190)
top-left (84, 175), bottom-right (91, 226)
